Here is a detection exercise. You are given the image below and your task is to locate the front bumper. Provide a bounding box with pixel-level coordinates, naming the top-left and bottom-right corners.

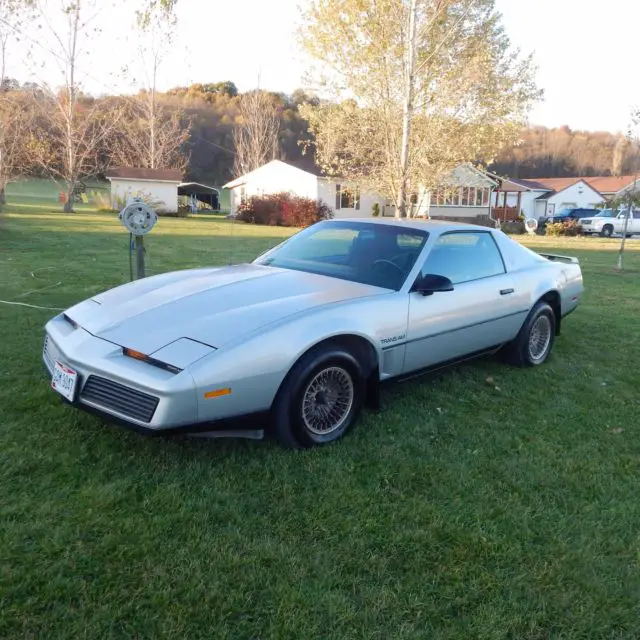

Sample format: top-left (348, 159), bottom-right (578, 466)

top-left (44, 318), bottom-right (269, 436)
top-left (44, 314), bottom-right (200, 431)
top-left (581, 224), bottom-right (604, 234)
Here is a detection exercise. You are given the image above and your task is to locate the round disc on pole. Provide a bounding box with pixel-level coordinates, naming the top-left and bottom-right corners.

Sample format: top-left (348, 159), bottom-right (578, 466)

top-left (119, 201), bottom-right (158, 236)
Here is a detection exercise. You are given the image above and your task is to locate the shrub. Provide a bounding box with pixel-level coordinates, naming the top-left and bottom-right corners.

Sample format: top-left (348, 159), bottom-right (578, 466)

top-left (545, 223), bottom-right (565, 236)
top-left (546, 220), bottom-right (583, 236)
top-left (562, 220), bottom-right (583, 236)
top-left (500, 220), bottom-right (526, 235)
top-left (93, 191), bottom-right (113, 212)
top-left (372, 202), bottom-right (380, 217)
top-left (236, 193), bottom-right (333, 227)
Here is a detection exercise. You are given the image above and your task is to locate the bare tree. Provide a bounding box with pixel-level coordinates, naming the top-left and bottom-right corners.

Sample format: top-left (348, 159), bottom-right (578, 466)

top-left (0, 90), bottom-right (34, 205)
top-left (614, 115), bottom-right (640, 272)
top-left (109, 95), bottom-right (190, 172)
top-left (0, 0), bottom-right (35, 86)
top-left (113, 0), bottom-right (190, 171)
top-left (28, 0), bottom-right (123, 212)
top-left (0, 0), bottom-right (34, 206)
top-left (233, 90), bottom-right (279, 177)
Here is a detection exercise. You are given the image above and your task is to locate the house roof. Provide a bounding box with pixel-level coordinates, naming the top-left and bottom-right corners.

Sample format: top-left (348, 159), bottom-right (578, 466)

top-left (511, 175), bottom-right (639, 196)
top-left (584, 175), bottom-right (638, 194)
top-left (508, 178), bottom-right (553, 191)
top-left (223, 159), bottom-right (321, 189)
top-left (105, 167), bottom-right (184, 182)
top-left (486, 173), bottom-right (529, 192)
top-left (178, 182), bottom-right (219, 195)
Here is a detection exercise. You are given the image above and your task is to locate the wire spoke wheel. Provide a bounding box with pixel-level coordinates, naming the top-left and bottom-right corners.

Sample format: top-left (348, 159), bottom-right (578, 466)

top-left (301, 366), bottom-right (354, 436)
top-left (528, 315), bottom-right (552, 362)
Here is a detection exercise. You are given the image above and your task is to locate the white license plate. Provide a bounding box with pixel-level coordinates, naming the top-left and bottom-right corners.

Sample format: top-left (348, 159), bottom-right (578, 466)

top-left (51, 361), bottom-right (78, 401)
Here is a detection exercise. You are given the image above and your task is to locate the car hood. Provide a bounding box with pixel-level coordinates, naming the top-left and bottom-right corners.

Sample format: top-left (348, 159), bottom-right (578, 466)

top-left (64, 264), bottom-right (385, 354)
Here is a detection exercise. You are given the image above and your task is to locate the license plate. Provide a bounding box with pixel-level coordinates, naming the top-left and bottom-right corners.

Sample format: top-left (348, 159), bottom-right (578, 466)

top-left (51, 361), bottom-right (78, 401)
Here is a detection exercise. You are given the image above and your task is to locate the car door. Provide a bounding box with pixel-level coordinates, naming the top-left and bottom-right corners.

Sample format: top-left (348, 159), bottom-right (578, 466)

top-left (402, 230), bottom-right (529, 374)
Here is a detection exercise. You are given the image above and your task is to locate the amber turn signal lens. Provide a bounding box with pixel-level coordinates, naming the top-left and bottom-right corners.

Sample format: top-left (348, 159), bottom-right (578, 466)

top-left (204, 388), bottom-right (231, 399)
top-left (124, 348), bottom-right (147, 361)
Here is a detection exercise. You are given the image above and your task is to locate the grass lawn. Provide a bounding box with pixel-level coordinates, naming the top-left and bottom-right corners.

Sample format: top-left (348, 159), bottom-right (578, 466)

top-left (1, 209), bottom-right (640, 639)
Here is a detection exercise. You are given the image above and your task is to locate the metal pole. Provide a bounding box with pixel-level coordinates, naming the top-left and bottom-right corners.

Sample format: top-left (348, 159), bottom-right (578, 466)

top-left (135, 235), bottom-right (145, 279)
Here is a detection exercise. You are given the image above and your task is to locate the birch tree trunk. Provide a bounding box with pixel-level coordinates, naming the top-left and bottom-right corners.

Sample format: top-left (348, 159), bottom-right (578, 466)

top-left (396, 0), bottom-right (418, 218)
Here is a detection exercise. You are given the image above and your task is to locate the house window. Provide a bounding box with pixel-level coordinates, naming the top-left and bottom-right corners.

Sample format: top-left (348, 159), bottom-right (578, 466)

top-left (240, 186), bottom-right (246, 204)
top-left (335, 184), bottom-right (360, 210)
top-left (431, 186), bottom-right (490, 208)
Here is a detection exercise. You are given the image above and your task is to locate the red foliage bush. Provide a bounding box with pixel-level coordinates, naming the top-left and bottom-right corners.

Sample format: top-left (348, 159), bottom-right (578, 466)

top-left (236, 193), bottom-right (333, 227)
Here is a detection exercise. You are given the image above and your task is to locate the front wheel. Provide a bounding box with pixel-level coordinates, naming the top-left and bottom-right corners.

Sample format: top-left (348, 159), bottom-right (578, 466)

top-left (600, 224), bottom-right (614, 237)
top-left (272, 345), bottom-right (365, 448)
top-left (504, 302), bottom-right (556, 367)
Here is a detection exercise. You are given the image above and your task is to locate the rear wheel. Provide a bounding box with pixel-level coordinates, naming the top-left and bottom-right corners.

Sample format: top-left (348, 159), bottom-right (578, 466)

top-left (600, 224), bottom-right (614, 237)
top-left (272, 344), bottom-right (365, 448)
top-left (505, 302), bottom-right (556, 367)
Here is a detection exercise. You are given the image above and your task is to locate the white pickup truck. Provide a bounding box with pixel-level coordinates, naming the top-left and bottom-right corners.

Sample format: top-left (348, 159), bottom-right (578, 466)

top-left (581, 209), bottom-right (640, 237)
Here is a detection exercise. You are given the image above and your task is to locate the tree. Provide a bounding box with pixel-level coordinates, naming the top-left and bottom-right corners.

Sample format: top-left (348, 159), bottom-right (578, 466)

top-left (232, 90), bottom-right (280, 177)
top-left (29, 0), bottom-right (123, 212)
top-left (612, 135), bottom-right (629, 177)
top-left (299, 0), bottom-right (540, 217)
top-left (611, 114), bottom-right (640, 272)
top-left (0, 0), bottom-right (34, 87)
top-left (0, 89), bottom-right (34, 205)
top-left (118, 0), bottom-right (191, 170)
top-left (0, 0), bottom-right (34, 206)
top-left (109, 94), bottom-right (190, 172)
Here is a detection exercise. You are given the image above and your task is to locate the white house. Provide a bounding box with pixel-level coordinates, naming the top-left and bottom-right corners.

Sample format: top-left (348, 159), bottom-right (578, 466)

top-left (105, 167), bottom-right (184, 214)
top-left (222, 160), bottom-right (389, 218)
top-left (491, 175), bottom-right (640, 220)
top-left (418, 164), bottom-right (498, 223)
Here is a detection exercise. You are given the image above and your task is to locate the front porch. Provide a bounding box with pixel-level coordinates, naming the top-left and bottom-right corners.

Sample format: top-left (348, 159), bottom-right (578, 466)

top-left (491, 176), bottom-right (528, 222)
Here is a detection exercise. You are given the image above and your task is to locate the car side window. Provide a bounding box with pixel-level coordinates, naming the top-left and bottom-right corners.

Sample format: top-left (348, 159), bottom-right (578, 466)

top-left (420, 232), bottom-right (506, 285)
top-left (634, 212), bottom-right (640, 219)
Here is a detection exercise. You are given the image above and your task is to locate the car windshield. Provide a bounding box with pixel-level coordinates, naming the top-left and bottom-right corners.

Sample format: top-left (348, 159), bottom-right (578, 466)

top-left (253, 220), bottom-right (428, 290)
top-left (595, 210), bottom-right (614, 217)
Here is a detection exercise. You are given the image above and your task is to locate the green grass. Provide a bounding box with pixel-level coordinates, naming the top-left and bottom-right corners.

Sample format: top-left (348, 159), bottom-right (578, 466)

top-left (1, 211), bottom-right (640, 639)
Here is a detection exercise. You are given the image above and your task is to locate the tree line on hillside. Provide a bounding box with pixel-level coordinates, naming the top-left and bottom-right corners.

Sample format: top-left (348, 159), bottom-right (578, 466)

top-left (5, 76), bottom-right (639, 205)
top-left (490, 125), bottom-right (640, 179)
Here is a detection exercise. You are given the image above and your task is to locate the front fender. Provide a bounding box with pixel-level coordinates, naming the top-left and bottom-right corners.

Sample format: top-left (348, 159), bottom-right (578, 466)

top-left (187, 293), bottom-right (408, 423)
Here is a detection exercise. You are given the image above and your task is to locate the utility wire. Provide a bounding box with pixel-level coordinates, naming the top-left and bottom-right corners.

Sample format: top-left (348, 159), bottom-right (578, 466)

top-left (0, 300), bottom-right (64, 311)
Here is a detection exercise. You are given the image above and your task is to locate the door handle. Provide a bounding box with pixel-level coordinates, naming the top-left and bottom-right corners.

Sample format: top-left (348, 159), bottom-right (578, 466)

top-left (500, 288), bottom-right (515, 296)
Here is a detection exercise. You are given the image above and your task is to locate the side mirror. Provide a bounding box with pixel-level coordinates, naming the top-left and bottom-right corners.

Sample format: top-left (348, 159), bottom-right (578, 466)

top-left (414, 273), bottom-right (454, 296)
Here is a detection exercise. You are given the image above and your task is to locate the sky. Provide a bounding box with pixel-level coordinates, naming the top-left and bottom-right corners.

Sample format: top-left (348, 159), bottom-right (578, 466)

top-left (8, 0), bottom-right (640, 134)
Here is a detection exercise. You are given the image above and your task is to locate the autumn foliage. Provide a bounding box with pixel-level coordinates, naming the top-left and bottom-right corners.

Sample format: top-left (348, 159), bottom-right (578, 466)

top-left (236, 193), bottom-right (333, 227)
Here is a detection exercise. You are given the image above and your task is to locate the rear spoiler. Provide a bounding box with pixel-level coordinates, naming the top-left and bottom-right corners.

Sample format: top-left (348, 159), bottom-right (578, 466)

top-left (538, 253), bottom-right (580, 264)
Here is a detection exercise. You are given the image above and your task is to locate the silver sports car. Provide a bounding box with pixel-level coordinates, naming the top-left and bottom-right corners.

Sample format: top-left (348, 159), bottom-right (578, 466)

top-left (43, 219), bottom-right (584, 448)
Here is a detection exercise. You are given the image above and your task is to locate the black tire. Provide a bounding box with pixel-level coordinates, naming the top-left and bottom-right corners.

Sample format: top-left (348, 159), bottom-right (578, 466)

top-left (272, 344), bottom-right (366, 449)
top-left (600, 224), bottom-right (614, 237)
top-left (504, 302), bottom-right (556, 367)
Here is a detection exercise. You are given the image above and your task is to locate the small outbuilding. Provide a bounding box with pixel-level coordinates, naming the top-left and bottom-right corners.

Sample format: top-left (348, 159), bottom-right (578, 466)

top-left (105, 167), bottom-right (183, 214)
top-left (178, 182), bottom-right (220, 211)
